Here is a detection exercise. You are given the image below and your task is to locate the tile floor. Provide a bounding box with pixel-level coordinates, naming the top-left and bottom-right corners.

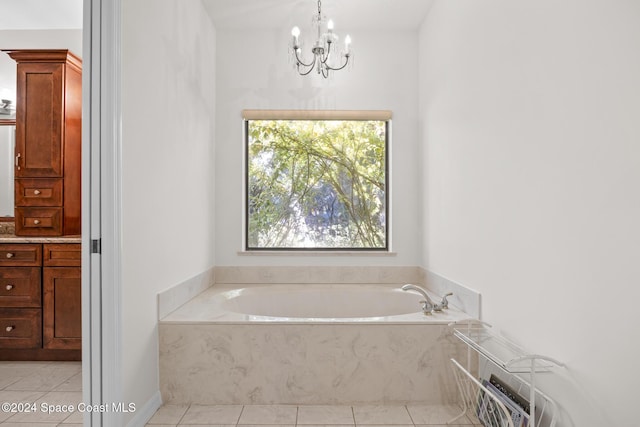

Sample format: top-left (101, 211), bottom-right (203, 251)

top-left (146, 404), bottom-right (483, 427)
top-left (0, 361), bottom-right (481, 427)
top-left (0, 361), bottom-right (82, 426)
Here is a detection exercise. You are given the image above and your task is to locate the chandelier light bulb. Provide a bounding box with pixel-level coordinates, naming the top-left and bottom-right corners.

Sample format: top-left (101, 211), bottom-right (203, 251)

top-left (290, 0), bottom-right (352, 78)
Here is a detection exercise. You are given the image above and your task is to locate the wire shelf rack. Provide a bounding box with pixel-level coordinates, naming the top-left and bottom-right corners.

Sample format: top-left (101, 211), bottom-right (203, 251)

top-left (448, 320), bottom-right (564, 427)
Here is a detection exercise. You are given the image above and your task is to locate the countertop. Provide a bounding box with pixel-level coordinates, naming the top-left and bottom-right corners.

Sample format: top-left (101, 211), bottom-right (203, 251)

top-left (0, 234), bottom-right (82, 243)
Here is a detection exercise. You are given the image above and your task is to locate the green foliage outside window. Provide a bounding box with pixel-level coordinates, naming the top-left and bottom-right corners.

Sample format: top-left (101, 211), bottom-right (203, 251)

top-left (246, 119), bottom-right (388, 249)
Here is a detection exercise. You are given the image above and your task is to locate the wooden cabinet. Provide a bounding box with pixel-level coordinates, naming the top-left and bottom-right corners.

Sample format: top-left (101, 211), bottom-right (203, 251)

top-left (0, 241), bottom-right (80, 360)
top-left (6, 50), bottom-right (82, 236)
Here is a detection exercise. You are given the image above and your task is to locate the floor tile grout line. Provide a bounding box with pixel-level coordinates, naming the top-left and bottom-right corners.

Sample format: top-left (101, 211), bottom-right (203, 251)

top-left (175, 402), bottom-right (191, 426)
top-left (404, 404), bottom-right (416, 426)
top-left (236, 404), bottom-right (246, 426)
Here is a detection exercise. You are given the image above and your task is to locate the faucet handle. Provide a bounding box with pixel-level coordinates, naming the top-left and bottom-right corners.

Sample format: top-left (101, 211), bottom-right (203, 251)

top-left (419, 300), bottom-right (434, 315)
top-left (440, 292), bottom-right (453, 309)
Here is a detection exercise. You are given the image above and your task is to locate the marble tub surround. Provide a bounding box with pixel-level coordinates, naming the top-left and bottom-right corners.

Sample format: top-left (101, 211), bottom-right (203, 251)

top-left (159, 323), bottom-right (467, 405)
top-left (158, 266), bottom-right (216, 319)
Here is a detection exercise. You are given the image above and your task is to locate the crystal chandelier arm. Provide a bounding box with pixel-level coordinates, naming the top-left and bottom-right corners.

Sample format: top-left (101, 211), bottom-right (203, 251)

top-left (320, 40), bottom-right (332, 64)
top-left (293, 47), bottom-right (315, 68)
top-left (297, 57), bottom-right (318, 76)
top-left (324, 54), bottom-right (350, 71)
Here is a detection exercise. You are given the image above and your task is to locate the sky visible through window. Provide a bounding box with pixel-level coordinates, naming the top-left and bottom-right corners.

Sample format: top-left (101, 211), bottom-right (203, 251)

top-left (246, 119), bottom-right (388, 250)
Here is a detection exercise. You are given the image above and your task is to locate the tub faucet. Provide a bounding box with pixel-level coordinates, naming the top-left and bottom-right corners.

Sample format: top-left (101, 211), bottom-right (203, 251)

top-left (401, 284), bottom-right (436, 315)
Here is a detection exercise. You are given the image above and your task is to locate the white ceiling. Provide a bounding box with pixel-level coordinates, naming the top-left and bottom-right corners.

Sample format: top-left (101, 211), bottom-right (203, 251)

top-left (203, 0), bottom-right (434, 30)
top-left (0, 0), bottom-right (83, 30)
top-left (0, 0), bottom-right (432, 31)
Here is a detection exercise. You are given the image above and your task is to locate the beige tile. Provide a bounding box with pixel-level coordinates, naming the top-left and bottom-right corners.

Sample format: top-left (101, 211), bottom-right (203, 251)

top-left (237, 425), bottom-right (294, 427)
top-left (407, 404), bottom-right (473, 425)
top-left (357, 425), bottom-right (414, 427)
top-left (297, 406), bottom-right (354, 425)
top-left (5, 363), bottom-right (81, 392)
top-left (147, 404), bottom-right (189, 424)
top-left (54, 372), bottom-right (83, 392)
top-left (60, 408), bottom-right (84, 423)
top-left (0, 390), bottom-right (47, 422)
top-left (352, 406), bottom-right (413, 425)
top-left (178, 425), bottom-right (235, 427)
top-left (0, 423), bottom-right (59, 426)
top-left (297, 425), bottom-right (354, 427)
top-left (5, 391), bottom-right (81, 423)
top-left (179, 405), bottom-right (243, 424)
top-left (146, 424), bottom-right (177, 427)
top-left (238, 405), bottom-right (297, 424)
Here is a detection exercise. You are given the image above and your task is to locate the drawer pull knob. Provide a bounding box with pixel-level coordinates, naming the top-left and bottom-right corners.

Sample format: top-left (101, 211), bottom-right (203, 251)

top-left (5, 253), bottom-right (14, 259)
top-left (34, 189), bottom-right (41, 195)
top-left (5, 326), bottom-right (14, 332)
top-left (34, 220), bottom-right (41, 225)
top-left (5, 284), bottom-right (13, 291)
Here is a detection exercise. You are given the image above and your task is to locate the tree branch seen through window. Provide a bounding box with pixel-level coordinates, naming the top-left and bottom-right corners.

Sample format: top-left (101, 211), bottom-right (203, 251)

top-left (246, 119), bottom-right (388, 250)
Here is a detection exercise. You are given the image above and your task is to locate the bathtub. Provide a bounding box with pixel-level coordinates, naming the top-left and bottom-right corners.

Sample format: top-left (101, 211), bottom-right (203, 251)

top-left (160, 283), bottom-right (471, 405)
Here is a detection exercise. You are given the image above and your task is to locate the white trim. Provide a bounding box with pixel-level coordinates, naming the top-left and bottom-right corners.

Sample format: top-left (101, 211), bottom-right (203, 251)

top-left (242, 109), bottom-right (392, 120)
top-left (237, 250), bottom-right (397, 257)
top-left (82, 0), bottom-right (101, 425)
top-left (81, 0), bottom-right (124, 425)
top-left (125, 390), bottom-right (163, 427)
top-left (99, 0), bottom-right (124, 425)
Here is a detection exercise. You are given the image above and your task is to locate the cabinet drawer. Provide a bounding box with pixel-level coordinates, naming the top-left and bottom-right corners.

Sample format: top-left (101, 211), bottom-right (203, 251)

top-left (0, 308), bottom-right (42, 349)
top-left (15, 207), bottom-right (62, 236)
top-left (44, 244), bottom-right (81, 267)
top-left (0, 244), bottom-right (42, 266)
top-left (15, 178), bottom-right (63, 207)
top-left (0, 267), bottom-right (41, 307)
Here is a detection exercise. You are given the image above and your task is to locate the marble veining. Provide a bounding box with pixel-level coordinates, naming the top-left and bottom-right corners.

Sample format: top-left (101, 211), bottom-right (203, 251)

top-left (159, 323), bottom-right (466, 405)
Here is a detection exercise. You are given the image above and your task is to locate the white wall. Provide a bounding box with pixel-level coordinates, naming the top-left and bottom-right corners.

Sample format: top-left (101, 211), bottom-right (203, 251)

top-left (215, 28), bottom-right (421, 266)
top-left (419, 1), bottom-right (640, 426)
top-left (0, 29), bottom-right (82, 218)
top-left (121, 0), bottom-right (216, 423)
top-left (0, 29), bottom-right (82, 106)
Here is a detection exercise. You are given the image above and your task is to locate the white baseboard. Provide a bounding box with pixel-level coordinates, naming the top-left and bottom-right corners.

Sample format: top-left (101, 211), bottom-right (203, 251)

top-left (126, 390), bottom-right (162, 427)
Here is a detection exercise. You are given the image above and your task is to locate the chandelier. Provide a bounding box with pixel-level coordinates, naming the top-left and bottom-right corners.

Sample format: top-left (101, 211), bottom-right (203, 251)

top-left (290, 0), bottom-right (352, 78)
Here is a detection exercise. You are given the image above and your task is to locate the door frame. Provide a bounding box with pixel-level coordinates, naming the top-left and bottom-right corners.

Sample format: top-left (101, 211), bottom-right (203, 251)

top-left (82, 0), bottom-right (123, 425)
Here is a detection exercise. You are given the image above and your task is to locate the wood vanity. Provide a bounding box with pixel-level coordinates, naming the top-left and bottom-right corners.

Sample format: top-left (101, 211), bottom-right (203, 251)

top-left (0, 239), bottom-right (81, 360)
top-left (0, 49), bottom-right (82, 361)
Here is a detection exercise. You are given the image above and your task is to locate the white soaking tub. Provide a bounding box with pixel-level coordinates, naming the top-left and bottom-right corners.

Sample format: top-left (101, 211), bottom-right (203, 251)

top-left (160, 284), bottom-right (471, 405)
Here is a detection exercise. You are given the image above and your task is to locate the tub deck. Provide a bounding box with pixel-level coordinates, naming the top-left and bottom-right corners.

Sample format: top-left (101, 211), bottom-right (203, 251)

top-left (160, 283), bottom-right (472, 325)
top-left (159, 284), bottom-right (472, 405)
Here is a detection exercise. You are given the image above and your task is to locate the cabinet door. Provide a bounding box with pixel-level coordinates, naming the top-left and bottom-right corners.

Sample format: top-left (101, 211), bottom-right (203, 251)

top-left (43, 267), bottom-right (81, 350)
top-left (14, 62), bottom-right (64, 178)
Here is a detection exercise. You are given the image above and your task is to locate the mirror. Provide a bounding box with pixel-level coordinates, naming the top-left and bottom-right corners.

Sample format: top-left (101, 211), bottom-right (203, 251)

top-left (0, 121), bottom-right (15, 219)
top-left (0, 51), bottom-right (16, 220)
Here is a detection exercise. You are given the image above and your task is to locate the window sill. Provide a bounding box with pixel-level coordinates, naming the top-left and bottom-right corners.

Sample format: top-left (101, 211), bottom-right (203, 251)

top-left (237, 250), bottom-right (397, 257)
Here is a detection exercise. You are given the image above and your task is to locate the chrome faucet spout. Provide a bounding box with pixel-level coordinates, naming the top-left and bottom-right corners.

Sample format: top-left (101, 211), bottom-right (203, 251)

top-left (401, 284), bottom-right (436, 315)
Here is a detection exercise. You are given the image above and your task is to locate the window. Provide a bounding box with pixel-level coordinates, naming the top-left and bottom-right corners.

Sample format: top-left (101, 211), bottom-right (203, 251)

top-left (244, 110), bottom-right (390, 250)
